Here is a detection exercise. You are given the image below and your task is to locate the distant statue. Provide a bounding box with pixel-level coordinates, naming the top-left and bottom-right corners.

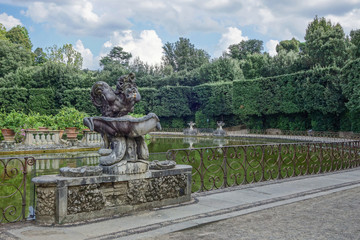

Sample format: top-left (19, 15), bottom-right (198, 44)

top-left (183, 121), bottom-right (198, 136)
top-left (213, 121), bottom-right (226, 137)
top-left (84, 73), bottom-right (162, 174)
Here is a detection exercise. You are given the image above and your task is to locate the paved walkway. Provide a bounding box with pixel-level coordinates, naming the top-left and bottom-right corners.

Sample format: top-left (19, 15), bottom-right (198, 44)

top-left (2, 168), bottom-right (360, 240)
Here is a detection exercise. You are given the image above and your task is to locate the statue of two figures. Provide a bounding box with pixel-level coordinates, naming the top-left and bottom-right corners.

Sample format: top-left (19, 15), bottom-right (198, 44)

top-left (83, 73), bottom-right (164, 174)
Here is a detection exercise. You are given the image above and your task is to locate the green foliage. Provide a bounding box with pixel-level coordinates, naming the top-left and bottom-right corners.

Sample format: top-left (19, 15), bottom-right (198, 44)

top-left (100, 46), bottom-right (132, 67)
top-left (54, 107), bottom-right (88, 130)
top-left (240, 53), bottom-right (270, 79)
top-left (0, 87), bottom-right (28, 112)
top-left (5, 25), bottom-right (32, 51)
top-left (0, 23), bottom-right (6, 40)
top-left (162, 37), bottom-right (210, 72)
top-left (46, 44), bottom-right (83, 69)
top-left (33, 47), bottom-right (47, 65)
top-left (133, 87), bottom-right (157, 115)
top-left (23, 111), bottom-right (42, 129)
top-left (227, 39), bottom-right (264, 60)
top-left (193, 81), bottom-right (233, 117)
top-left (62, 88), bottom-right (99, 115)
top-left (152, 86), bottom-right (192, 118)
top-left (195, 110), bottom-right (216, 128)
top-left (0, 39), bottom-right (32, 78)
top-left (27, 88), bottom-right (56, 115)
top-left (309, 111), bottom-right (338, 131)
top-left (2, 110), bottom-right (26, 130)
top-left (304, 16), bottom-right (346, 68)
top-left (171, 118), bottom-right (186, 128)
top-left (265, 114), bottom-right (309, 131)
top-left (198, 57), bottom-right (243, 83)
top-left (276, 38), bottom-right (301, 53)
top-left (350, 29), bottom-right (360, 58)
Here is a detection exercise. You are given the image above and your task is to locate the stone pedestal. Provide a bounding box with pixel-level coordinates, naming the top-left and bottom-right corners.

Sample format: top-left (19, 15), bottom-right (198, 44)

top-left (102, 160), bottom-right (149, 175)
top-left (32, 165), bottom-right (192, 225)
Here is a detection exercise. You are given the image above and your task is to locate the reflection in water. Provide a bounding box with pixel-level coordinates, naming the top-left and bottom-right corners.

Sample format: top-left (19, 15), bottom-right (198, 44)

top-left (2, 136), bottom-right (297, 174)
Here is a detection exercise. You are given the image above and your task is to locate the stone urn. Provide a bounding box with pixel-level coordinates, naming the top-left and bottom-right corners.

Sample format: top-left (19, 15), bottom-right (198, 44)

top-left (65, 127), bottom-right (78, 140)
top-left (1, 128), bottom-right (15, 142)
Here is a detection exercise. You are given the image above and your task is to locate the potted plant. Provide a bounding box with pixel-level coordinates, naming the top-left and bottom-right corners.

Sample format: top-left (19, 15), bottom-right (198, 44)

top-left (56, 107), bottom-right (88, 140)
top-left (24, 112), bottom-right (42, 130)
top-left (1, 110), bottom-right (26, 142)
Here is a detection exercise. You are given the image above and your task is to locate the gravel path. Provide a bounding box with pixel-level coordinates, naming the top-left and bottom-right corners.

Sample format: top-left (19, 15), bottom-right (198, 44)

top-left (145, 186), bottom-right (360, 240)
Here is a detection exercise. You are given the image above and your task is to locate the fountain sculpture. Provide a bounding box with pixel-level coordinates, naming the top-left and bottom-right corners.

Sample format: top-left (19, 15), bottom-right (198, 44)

top-left (31, 73), bottom-right (192, 225)
top-left (213, 121), bottom-right (226, 137)
top-left (83, 73), bottom-right (162, 174)
top-left (183, 121), bottom-right (198, 135)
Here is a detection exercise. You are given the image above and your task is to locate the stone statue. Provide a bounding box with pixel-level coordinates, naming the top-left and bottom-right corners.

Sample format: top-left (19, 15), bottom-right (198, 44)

top-left (213, 121), bottom-right (226, 137)
top-left (84, 73), bottom-right (162, 174)
top-left (183, 121), bottom-right (198, 136)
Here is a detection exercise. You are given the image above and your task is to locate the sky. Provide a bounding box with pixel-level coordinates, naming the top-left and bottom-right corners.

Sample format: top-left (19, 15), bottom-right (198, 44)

top-left (0, 0), bottom-right (360, 70)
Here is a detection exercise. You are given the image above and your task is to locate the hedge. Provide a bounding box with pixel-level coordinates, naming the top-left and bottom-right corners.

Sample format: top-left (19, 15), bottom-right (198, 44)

top-left (0, 87), bottom-right (28, 112)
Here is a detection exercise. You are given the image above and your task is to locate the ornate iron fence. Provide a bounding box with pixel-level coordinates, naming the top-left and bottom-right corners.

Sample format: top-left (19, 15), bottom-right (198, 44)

top-left (0, 157), bottom-right (36, 223)
top-left (166, 141), bottom-right (360, 192)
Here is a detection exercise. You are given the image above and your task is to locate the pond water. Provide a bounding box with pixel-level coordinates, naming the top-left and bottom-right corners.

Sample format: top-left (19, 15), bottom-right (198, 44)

top-left (1, 136), bottom-right (297, 176)
top-left (0, 135), bottom-right (298, 222)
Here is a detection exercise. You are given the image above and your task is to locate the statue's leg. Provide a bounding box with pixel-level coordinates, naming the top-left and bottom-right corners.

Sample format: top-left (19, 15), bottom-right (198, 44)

top-left (99, 137), bottom-right (126, 166)
top-left (135, 136), bottom-right (149, 160)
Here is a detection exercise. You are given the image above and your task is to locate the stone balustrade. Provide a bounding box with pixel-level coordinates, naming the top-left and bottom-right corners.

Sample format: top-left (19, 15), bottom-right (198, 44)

top-left (25, 130), bottom-right (61, 146)
top-left (81, 131), bottom-right (104, 146)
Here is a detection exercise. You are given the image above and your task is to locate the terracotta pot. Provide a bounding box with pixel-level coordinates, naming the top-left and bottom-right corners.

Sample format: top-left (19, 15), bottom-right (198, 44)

top-left (38, 127), bottom-right (48, 131)
top-left (1, 129), bottom-right (15, 142)
top-left (65, 127), bottom-right (78, 140)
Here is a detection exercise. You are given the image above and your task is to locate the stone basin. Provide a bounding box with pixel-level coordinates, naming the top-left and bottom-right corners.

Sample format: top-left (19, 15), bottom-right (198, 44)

top-left (83, 112), bottom-right (161, 138)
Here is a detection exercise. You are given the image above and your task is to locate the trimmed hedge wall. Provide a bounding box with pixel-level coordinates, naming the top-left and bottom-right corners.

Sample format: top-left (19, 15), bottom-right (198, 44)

top-left (0, 87), bottom-right (28, 112)
top-left (62, 88), bottom-right (99, 116)
top-left (27, 88), bottom-right (56, 115)
top-left (1, 64), bottom-right (359, 131)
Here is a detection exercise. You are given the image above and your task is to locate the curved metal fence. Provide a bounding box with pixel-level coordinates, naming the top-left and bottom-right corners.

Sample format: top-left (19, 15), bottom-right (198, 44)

top-left (0, 157), bottom-right (36, 223)
top-left (166, 141), bottom-right (360, 192)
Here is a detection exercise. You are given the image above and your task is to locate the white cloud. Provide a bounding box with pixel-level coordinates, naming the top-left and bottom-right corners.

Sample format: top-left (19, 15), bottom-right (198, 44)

top-left (214, 27), bottom-right (248, 57)
top-left (265, 40), bottom-right (279, 57)
top-left (326, 9), bottom-right (360, 33)
top-left (0, 12), bottom-right (22, 29)
top-left (74, 40), bottom-right (95, 70)
top-left (101, 30), bottom-right (163, 66)
top-left (9, 0), bottom-right (360, 41)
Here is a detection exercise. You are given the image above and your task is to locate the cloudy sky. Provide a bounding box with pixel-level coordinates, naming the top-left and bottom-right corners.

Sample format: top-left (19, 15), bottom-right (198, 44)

top-left (1, 0), bottom-right (359, 69)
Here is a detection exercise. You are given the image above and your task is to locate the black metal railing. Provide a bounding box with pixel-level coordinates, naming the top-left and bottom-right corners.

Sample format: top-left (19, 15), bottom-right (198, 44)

top-left (0, 157), bottom-right (36, 223)
top-left (166, 141), bottom-right (360, 192)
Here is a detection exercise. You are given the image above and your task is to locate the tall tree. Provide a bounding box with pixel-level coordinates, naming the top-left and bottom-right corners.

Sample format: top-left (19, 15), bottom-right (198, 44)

top-left (350, 29), bottom-right (360, 58)
top-left (162, 37), bottom-right (210, 72)
top-left (100, 46), bottom-right (132, 68)
top-left (0, 24), bottom-right (6, 40)
top-left (5, 25), bottom-right (32, 51)
top-left (303, 16), bottom-right (346, 68)
top-left (46, 44), bottom-right (83, 69)
top-left (276, 38), bottom-right (301, 53)
top-left (227, 39), bottom-right (263, 60)
top-left (0, 39), bottom-right (32, 78)
top-left (33, 47), bottom-right (47, 65)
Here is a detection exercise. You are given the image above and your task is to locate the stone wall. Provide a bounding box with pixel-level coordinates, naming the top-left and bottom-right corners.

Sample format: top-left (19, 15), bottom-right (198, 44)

top-left (32, 165), bottom-right (192, 225)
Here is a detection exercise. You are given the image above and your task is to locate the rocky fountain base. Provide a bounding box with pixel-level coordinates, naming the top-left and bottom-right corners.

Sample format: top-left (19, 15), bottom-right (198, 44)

top-left (32, 165), bottom-right (192, 225)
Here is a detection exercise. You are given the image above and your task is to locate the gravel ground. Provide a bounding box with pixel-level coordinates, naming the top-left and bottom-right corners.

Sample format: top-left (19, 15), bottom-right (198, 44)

top-left (144, 187), bottom-right (360, 240)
